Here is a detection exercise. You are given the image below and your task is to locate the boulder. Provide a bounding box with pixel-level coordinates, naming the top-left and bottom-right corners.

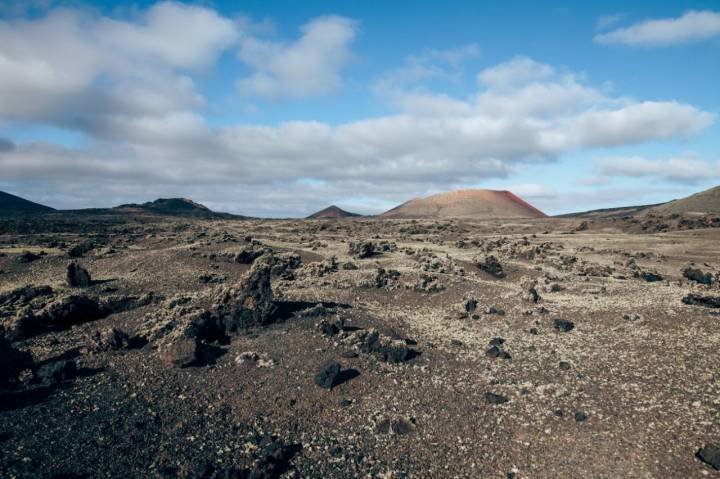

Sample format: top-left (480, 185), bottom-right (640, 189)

top-left (66, 262), bottom-right (91, 287)
top-left (212, 257), bottom-right (276, 333)
top-left (86, 327), bottom-right (132, 352)
top-left (158, 336), bottom-right (199, 367)
top-left (697, 444), bottom-right (720, 470)
top-left (314, 361), bottom-right (341, 389)
top-left (683, 266), bottom-right (714, 286)
top-left (348, 241), bottom-right (377, 259)
top-left (35, 360), bottom-right (77, 384)
top-left (554, 318), bottom-right (575, 332)
top-left (476, 255), bottom-right (504, 278)
top-left (0, 328), bottom-right (34, 388)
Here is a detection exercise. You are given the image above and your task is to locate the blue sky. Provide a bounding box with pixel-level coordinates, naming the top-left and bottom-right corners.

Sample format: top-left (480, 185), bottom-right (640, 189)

top-left (0, 0), bottom-right (718, 216)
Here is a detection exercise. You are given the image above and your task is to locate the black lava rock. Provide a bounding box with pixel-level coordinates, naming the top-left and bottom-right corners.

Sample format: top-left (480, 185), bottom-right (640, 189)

top-left (697, 443), bottom-right (720, 470)
top-left (17, 251), bottom-right (41, 263)
top-left (36, 360), bottom-right (77, 384)
top-left (683, 267), bottom-right (713, 286)
top-left (574, 411), bottom-right (588, 422)
top-left (682, 294), bottom-right (720, 308)
top-left (66, 261), bottom-right (92, 287)
top-left (477, 255), bottom-right (504, 278)
top-left (485, 392), bottom-right (509, 405)
top-left (314, 361), bottom-right (341, 389)
top-left (486, 345), bottom-right (511, 360)
top-left (554, 319), bottom-right (575, 332)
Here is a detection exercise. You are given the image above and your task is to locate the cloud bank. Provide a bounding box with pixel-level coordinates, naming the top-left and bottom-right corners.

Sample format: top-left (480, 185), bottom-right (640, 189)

top-left (595, 10), bottom-right (720, 46)
top-left (0, 4), bottom-right (716, 216)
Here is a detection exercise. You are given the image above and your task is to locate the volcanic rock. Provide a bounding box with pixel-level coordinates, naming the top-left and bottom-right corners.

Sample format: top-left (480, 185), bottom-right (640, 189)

top-left (476, 255), bottom-right (504, 278)
top-left (683, 266), bottom-right (713, 286)
top-left (314, 361), bottom-right (341, 389)
top-left (0, 328), bottom-right (34, 388)
top-left (485, 392), bottom-right (509, 404)
top-left (213, 257), bottom-right (275, 333)
top-left (36, 360), bottom-right (77, 384)
top-left (348, 241), bottom-right (378, 259)
top-left (697, 443), bottom-right (720, 470)
top-left (66, 262), bottom-right (91, 287)
top-left (682, 294), bottom-right (720, 308)
top-left (86, 327), bottom-right (132, 352)
top-left (554, 319), bottom-right (575, 332)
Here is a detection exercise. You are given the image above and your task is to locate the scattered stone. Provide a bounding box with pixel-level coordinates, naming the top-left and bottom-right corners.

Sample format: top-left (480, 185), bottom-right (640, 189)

top-left (158, 336), bottom-right (199, 367)
top-left (66, 261), bottom-right (91, 287)
top-left (521, 278), bottom-right (541, 303)
top-left (235, 351), bottom-right (274, 368)
top-left (697, 443), bottom-right (720, 470)
top-left (375, 415), bottom-right (415, 436)
top-left (314, 361), bottom-right (341, 389)
top-left (486, 345), bottom-right (512, 360)
top-left (574, 411), bottom-right (588, 422)
top-left (342, 328), bottom-right (413, 363)
top-left (16, 251), bottom-right (41, 263)
top-left (489, 337), bottom-right (505, 347)
top-left (485, 392), bottom-right (509, 405)
top-left (86, 327), bottom-right (131, 352)
top-left (35, 360), bottom-right (77, 384)
top-left (554, 319), bottom-right (575, 332)
top-left (213, 257), bottom-right (276, 333)
top-left (370, 268), bottom-right (401, 289)
top-left (683, 266), bottom-right (714, 286)
top-left (318, 316), bottom-right (345, 337)
top-left (638, 271), bottom-right (663, 282)
top-left (67, 241), bottom-right (94, 258)
top-left (682, 294), bottom-right (720, 308)
top-left (476, 255), bottom-right (504, 278)
top-left (234, 247), bottom-right (265, 264)
top-left (409, 274), bottom-right (445, 293)
top-left (0, 328), bottom-right (34, 388)
top-left (559, 361), bottom-right (572, 370)
top-left (348, 241), bottom-right (377, 259)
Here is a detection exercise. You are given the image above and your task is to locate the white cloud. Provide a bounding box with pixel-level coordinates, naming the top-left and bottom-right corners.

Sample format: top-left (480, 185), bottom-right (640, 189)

top-left (0, 4), bottom-right (715, 217)
top-left (236, 15), bottom-right (358, 99)
top-left (594, 10), bottom-right (720, 46)
top-left (477, 56), bottom-right (555, 89)
top-left (596, 14), bottom-right (626, 31)
top-left (598, 156), bottom-right (720, 183)
top-left (0, 2), bottom-right (236, 127)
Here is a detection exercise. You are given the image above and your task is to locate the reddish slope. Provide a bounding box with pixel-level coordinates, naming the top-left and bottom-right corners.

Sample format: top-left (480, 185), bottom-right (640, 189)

top-left (381, 189), bottom-right (547, 219)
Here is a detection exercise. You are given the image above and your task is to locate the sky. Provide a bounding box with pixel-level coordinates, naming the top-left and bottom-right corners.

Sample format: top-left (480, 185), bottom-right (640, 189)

top-left (0, 0), bottom-right (718, 217)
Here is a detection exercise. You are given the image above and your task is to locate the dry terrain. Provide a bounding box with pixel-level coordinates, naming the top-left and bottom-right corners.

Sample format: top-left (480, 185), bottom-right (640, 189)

top-left (1, 212), bottom-right (720, 478)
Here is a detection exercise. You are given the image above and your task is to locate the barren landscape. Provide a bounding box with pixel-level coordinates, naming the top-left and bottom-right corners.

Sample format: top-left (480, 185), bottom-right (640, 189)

top-left (1, 190), bottom-right (720, 478)
top-left (1, 2), bottom-right (719, 478)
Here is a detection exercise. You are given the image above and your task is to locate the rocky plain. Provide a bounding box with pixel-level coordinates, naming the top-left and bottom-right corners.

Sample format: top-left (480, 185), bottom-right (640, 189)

top-left (1, 209), bottom-right (720, 478)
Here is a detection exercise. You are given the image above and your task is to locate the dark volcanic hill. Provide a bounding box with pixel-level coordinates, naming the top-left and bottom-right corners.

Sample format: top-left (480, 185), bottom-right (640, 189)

top-left (646, 185), bottom-right (720, 215)
top-left (0, 190), bottom-right (54, 215)
top-left (307, 205), bottom-right (361, 219)
top-left (381, 189), bottom-right (547, 219)
top-left (114, 198), bottom-right (241, 218)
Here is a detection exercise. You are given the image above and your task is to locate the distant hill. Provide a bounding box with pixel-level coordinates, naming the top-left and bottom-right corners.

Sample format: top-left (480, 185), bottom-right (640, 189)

top-left (307, 205), bottom-right (360, 219)
top-left (556, 204), bottom-right (659, 218)
top-left (114, 198), bottom-right (242, 218)
top-left (380, 189), bottom-right (547, 219)
top-left (0, 190), bottom-right (54, 215)
top-left (646, 185), bottom-right (720, 215)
